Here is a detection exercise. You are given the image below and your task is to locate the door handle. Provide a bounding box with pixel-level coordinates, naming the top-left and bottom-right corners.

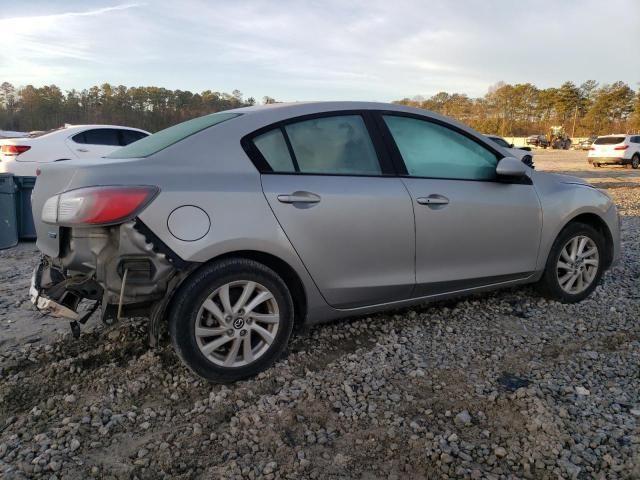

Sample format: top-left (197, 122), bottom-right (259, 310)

top-left (76, 148), bottom-right (89, 153)
top-left (277, 191), bottom-right (321, 204)
top-left (416, 195), bottom-right (449, 206)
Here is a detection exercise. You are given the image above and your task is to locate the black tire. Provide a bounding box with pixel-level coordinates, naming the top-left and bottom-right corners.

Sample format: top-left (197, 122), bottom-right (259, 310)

top-left (538, 222), bottom-right (605, 303)
top-left (632, 154), bottom-right (639, 170)
top-left (592, 162), bottom-right (600, 168)
top-left (168, 258), bottom-right (294, 383)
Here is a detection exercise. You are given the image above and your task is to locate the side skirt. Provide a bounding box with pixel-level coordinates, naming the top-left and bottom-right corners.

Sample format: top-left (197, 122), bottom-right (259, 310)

top-left (304, 271), bottom-right (541, 325)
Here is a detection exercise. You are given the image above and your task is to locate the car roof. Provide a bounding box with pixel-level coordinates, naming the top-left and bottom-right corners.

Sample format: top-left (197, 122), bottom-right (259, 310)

top-left (224, 101), bottom-right (486, 141)
top-left (27, 124), bottom-right (150, 140)
top-left (60, 124), bottom-right (149, 133)
top-left (226, 100), bottom-right (436, 118)
top-left (597, 134), bottom-right (628, 137)
top-left (228, 101), bottom-right (390, 113)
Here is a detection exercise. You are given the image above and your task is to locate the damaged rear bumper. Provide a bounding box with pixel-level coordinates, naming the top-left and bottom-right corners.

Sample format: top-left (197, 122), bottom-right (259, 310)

top-left (30, 279), bottom-right (80, 320)
top-left (29, 220), bottom-right (191, 341)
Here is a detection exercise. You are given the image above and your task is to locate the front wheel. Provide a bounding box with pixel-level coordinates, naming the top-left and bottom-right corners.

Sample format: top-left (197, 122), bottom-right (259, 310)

top-left (538, 223), bottom-right (605, 303)
top-left (632, 154), bottom-right (639, 169)
top-left (169, 258), bottom-right (294, 382)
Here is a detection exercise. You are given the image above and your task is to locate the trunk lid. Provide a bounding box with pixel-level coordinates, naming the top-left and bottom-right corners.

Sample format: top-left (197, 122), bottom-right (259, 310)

top-left (32, 161), bottom-right (80, 257)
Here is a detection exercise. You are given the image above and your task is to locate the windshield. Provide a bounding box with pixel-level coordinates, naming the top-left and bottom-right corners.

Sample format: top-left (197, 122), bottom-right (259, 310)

top-left (594, 136), bottom-right (625, 145)
top-left (106, 112), bottom-right (241, 159)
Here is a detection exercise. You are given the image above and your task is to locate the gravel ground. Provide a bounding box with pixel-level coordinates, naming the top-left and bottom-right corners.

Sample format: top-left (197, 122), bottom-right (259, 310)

top-left (0, 185), bottom-right (638, 479)
top-left (533, 150), bottom-right (640, 189)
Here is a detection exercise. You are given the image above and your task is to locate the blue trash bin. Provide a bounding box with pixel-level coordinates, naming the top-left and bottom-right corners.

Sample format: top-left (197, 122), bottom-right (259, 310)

top-left (0, 173), bottom-right (18, 249)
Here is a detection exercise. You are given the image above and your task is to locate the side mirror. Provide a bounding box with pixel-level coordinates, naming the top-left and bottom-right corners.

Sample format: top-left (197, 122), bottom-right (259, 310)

top-left (496, 157), bottom-right (528, 177)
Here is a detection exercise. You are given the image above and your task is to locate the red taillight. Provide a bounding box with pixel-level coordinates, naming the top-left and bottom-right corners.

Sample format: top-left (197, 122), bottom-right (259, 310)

top-left (42, 186), bottom-right (158, 226)
top-left (1, 145), bottom-right (31, 155)
top-left (613, 145), bottom-right (628, 150)
top-left (83, 188), bottom-right (154, 224)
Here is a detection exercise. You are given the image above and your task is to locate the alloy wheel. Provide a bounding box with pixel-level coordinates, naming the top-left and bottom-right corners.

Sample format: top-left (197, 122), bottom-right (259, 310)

top-left (195, 280), bottom-right (280, 367)
top-left (556, 235), bottom-right (599, 295)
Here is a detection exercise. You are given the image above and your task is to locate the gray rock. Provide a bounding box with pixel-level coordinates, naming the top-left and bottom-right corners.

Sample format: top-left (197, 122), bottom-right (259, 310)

top-left (494, 447), bottom-right (507, 458)
top-left (454, 410), bottom-right (472, 427)
top-left (575, 386), bottom-right (590, 396)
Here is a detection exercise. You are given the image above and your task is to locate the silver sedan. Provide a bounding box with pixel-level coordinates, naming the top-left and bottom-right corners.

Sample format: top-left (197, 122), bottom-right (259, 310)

top-left (29, 102), bottom-right (620, 382)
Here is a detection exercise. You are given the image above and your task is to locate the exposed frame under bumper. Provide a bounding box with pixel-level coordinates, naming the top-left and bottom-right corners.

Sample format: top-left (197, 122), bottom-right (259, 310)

top-left (30, 280), bottom-right (80, 320)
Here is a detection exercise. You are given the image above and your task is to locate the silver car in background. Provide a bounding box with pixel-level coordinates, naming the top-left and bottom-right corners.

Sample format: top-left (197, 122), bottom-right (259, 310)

top-left (29, 102), bottom-right (620, 382)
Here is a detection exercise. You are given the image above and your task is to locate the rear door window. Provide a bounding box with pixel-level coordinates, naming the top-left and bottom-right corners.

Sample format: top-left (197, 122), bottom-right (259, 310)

top-left (285, 115), bottom-right (381, 175)
top-left (252, 115), bottom-right (381, 175)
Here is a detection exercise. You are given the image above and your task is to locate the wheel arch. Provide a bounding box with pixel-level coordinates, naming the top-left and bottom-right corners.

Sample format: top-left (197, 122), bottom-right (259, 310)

top-left (563, 212), bottom-right (614, 269)
top-left (210, 250), bottom-right (308, 325)
top-left (165, 250), bottom-right (308, 328)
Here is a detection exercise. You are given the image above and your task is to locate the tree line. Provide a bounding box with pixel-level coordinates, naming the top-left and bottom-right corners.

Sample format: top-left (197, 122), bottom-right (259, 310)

top-left (1, 80), bottom-right (639, 136)
top-left (0, 82), bottom-right (268, 133)
top-left (395, 80), bottom-right (640, 137)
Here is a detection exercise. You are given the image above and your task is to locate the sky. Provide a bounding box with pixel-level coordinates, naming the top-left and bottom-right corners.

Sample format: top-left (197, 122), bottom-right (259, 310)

top-left (1, 0), bottom-right (639, 102)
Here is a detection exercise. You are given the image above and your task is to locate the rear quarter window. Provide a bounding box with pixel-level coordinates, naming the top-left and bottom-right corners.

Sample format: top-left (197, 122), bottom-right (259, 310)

top-left (120, 130), bottom-right (148, 146)
top-left (106, 112), bottom-right (241, 158)
top-left (73, 128), bottom-right (121, 146)
top-left (252, 129), bottom-right (296, 172)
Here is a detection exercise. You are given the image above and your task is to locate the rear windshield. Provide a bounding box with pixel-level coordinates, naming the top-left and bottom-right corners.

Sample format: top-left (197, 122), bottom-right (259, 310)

top-left (22, 128), bottom-right (65, 138)
top-left (106, 112), bottom-right (241, 159)
top-left (594, 136), bottom-right (625, 145)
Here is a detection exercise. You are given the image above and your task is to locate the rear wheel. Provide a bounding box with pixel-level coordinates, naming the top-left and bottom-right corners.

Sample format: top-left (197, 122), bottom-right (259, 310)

top-left (169, 258), bottom-right (294, 382)
top-left (632, 154), bottom-right (639, 169)
top-left (538, 223), bottom-right (605, 303)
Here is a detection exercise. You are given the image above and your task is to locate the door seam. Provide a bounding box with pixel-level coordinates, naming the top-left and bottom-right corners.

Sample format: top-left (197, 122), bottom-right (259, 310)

top-left (398, 177), bottom-right (418, 295)
top-left (257, 174), bottom-right (333, 307)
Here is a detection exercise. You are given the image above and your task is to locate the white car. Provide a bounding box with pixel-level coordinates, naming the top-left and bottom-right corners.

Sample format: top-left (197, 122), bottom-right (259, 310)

top-left (484, 134), bottom-right (534, 168)
top-left (588, 134), bottom-right (640, 169)
top-left (0, 125), bottom-right (149, 176)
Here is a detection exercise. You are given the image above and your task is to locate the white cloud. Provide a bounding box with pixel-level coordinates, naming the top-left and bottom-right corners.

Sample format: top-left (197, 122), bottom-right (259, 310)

top-left (0, 3), bottom-right (146, 85)
top-left (0, 0), bottom-right (638, 100)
